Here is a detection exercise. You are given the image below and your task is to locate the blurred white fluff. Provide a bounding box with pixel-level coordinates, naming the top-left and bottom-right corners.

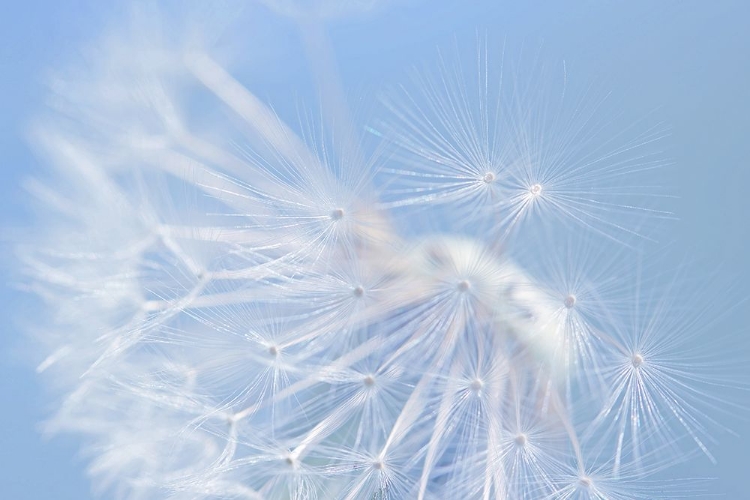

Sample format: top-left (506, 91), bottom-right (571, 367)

top-left (18, 4), bottom-right (743, 500)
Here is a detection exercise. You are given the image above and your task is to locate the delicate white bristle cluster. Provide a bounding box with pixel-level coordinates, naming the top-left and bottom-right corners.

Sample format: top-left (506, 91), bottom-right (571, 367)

top-left (18, 7), bottom-right (741, 500)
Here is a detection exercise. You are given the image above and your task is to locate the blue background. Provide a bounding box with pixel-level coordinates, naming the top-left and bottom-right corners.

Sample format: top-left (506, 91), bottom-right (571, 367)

top-left (2, 1), bottom-right (749, 498)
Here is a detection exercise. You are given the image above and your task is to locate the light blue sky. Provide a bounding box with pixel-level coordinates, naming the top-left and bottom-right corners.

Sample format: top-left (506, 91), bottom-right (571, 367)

top-left (2, 1), bottom-right (749, 498)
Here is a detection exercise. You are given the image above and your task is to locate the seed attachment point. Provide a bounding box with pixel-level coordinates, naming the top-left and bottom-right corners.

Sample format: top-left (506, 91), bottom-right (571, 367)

top-left (631, 353), bottom-right (644, 368)
top-left (330, 208), bottom-right (345, 220)
top-left (564, 294), bottom-right (577, 309)
top-left (469, 378), bottom-right (484, 392)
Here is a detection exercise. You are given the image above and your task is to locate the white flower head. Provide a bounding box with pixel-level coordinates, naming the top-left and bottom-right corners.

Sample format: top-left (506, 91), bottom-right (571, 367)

top-left (16, 7), bottom-right (746, 500)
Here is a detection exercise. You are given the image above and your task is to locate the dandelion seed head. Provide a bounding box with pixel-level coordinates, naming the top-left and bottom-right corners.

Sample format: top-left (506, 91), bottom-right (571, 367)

top-left (17, 19), bottom-right (742, 500)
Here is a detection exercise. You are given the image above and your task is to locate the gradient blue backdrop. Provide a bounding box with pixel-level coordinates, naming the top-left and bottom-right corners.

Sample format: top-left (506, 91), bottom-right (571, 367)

top-left (2, 1), bottom-right (749, 498)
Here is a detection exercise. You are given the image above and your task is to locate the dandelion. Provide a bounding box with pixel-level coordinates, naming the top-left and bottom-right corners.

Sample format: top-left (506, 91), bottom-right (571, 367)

top-left (16, 6), bottom-right (744, 500)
